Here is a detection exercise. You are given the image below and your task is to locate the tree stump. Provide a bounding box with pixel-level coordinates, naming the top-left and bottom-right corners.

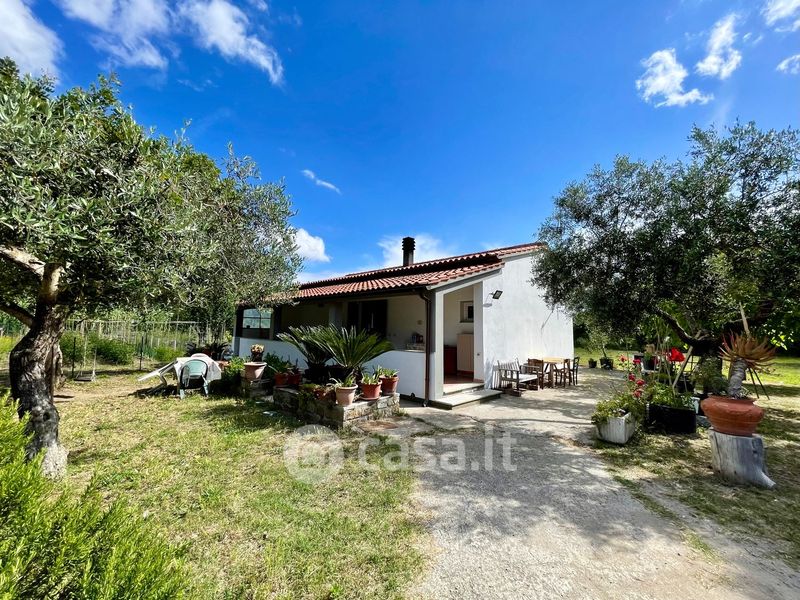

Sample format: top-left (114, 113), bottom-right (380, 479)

top-left (708, 430), bottom-right (775, 489)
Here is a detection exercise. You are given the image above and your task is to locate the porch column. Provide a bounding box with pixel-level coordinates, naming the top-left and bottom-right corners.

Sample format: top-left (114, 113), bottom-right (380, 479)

top-left (429, 290), bottom-right (445, 400)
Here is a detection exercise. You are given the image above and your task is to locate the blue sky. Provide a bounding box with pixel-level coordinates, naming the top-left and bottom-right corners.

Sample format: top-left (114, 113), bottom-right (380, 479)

top-left (3, 1), bottom-right (799, 282)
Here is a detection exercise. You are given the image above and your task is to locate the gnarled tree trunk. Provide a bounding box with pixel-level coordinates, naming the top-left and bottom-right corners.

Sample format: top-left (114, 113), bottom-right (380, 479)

top-left (8, 263), bottom-right (68, 478)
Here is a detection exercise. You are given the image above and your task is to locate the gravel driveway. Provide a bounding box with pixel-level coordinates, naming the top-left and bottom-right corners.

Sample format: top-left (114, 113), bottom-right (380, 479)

top-left (401, 370), bottom-right (791, 599)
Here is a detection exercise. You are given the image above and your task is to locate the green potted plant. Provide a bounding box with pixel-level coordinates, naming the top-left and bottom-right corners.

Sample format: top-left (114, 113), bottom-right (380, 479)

top-left (263, 353), bottom-right (290, 386)
top-left (592, 376), bottom-right (646, 444)
top-left (287, 363), bottom-right (302, 387)
top-left (644, 381), bottom-right (696, 434)
top-left (359, 371), bottom-right (382, 400)
top-left (277, 326), bottom-right (334, 384)
top-left (332, 374), bottom-right (357, 406)
top-left (701, 333), bottom-right (776, 436)
top-left (316, 326), bottom-right (393, 380)
top-left (376, 366), bottom-right (399, 394)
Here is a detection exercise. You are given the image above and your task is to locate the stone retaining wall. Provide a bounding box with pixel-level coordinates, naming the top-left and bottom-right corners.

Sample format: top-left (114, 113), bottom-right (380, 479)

top-left (269, 386), bottom-right (400, 430)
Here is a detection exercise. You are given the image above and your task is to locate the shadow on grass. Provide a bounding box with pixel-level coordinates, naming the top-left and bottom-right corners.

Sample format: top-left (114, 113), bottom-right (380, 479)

top-left (199, 397), bottom-right (300, 435)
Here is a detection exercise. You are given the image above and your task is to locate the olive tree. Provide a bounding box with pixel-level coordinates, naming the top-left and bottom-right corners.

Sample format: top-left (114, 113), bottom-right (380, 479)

top-left (0, 60), bottom-right (300, 476)
top-left (533, 123), bottom-right (800, 357)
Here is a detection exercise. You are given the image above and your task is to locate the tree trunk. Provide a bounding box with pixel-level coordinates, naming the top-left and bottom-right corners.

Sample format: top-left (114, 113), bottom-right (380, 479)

top-left (9, 305), bottom-right (68, 478)
top-left (728, 357), bottom-right (748, 399)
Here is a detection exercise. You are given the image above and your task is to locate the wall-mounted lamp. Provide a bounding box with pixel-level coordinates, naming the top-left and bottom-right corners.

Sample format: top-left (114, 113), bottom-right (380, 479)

top-left (491, 290), bottom-right (503, 300)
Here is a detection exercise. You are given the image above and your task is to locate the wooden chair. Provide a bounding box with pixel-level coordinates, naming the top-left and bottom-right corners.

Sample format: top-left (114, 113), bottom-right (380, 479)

top-left (496, 359), bottom-right (539, 395)
top-left (570, 356), bottom-right (580, 385)
top-left (553, 359), bottom-right (570, 387)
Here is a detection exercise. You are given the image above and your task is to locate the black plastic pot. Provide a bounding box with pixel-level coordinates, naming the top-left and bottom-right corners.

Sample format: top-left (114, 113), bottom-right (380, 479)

top-left (647, 403), bottom-right (696, 434)
top-left (643, 357), bottom-right (656, 371)
top-left (587, 359), bottom-right (597, 369)
top-left (599, 357), bottom-right (614, 370)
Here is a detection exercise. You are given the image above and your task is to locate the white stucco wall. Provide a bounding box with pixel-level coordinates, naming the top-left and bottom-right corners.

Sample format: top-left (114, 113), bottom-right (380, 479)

top-left (478, 254), bottom-right (574, 387)
top-left (385, 295), bottom-right (425, 349)
top-left (442, 285), bottom-right (474, 346)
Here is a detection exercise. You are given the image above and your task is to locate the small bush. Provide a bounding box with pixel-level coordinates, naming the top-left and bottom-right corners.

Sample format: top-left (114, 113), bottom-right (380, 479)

top-left (211, 357), bottom-right (245, 396)
top-left (90, 335), bottom-right (135, 365)
top-left (152, 345), bottom-right (184, 364)
top-left (0, 394), bottom-right (189, 598)
top-left (60, 331), bottom-right (89, 365)
top-left (0, 336), bottom-right (16, 355)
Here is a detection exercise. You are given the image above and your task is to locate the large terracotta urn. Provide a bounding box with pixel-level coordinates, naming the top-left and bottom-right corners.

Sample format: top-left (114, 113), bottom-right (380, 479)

top-left (243, 362), bottom-right (267, 382)
top-left (701, 395), bottom-right (764, 436)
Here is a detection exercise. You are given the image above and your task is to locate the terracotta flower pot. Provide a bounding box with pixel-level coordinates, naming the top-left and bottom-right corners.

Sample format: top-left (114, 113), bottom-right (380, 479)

top-left (360, 382), bottom-right (382, 401)
top-left (243, 362), bottom-right (267, 381)
top-left (379, 375), bottom-right (399, 395)
top-left (288, 372), bottom-right (302, 387)
top-left (274, 372), bottom-right (289, 387)
top-left (701, 395), bottom-right (764, 436)
top-left (335, 386), bottom-right (357, 406)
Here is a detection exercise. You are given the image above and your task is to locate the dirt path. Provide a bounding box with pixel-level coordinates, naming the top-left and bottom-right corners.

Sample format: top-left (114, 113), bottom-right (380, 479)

top-left (401, 371), bottom-right (798, 599)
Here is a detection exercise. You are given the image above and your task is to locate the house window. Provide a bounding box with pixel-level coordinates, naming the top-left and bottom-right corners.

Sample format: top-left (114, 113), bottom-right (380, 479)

top-left (460, 301), bottom-right (474, 323)
top-left (240, 308), bottom-right (271, 338)
top-left (346, 300), bottom-right (388, 338)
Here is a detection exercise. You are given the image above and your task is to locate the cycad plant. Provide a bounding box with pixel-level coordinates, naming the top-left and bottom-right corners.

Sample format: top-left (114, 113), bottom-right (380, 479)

top-left (277, 326), bottom-right (333, 369)
top-left (315, 326), bottom-right (393, 376)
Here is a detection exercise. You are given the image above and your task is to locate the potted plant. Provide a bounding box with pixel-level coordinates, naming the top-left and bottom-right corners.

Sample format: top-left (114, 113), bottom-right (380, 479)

top-left (644, 381), bottom-right (697, 434)
top-left (264, 353), bottom-right (289, 386)
top-left (587, 358), bottom-right (597, 369)
top-left (277, 326), bottom-right (334, 384)
top-left (332, 374), bottom-right (357, 406)
top-left (599, 356), bottom-right (614, 370)
top-left (250, 344), bottom-right (264, 362)
top-left (359, 371), bottom-right (382, 400)
top-left (287, 364), bottom-right (302, 387)
top-left (316, 325), bottom-right (393, 380)
top-left (701, 333), bottom-right (776, 436)
top-left (376, 366), bottom-right (399, 394)
top-left (592, 395), bottom-right (638, 444)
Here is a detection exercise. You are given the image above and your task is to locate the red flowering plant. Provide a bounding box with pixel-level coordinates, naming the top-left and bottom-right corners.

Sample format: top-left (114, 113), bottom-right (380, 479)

top-left (591, 369), bottom-right (647, 425)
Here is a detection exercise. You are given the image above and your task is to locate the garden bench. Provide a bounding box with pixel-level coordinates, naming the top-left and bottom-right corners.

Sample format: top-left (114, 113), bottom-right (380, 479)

top-left (496, 359), bottom-right (539, 395)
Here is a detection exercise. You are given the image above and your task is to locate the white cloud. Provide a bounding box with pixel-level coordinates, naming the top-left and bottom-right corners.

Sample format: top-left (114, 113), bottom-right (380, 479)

top-left (696, 14), bottom-right (742, 79)
top-left (777, 53), bottom-right (800, 74)
top-left (377, 234), bottom-right (455, 267)
top-left (179, 0), bottom-right (283, 84)
top-left (54, 0), bottom-right (285, 83)
top-left (0, 0), bottom-right (63, 77)
top-left (57, 0), bottom-right (170, 68)
top-left (294, 228), bottom-right (330, 263)
top-left (636, 49), bottom-right (713, 107)
top-left (301, 169), bottom-right (341, 194)
top-left (762, 0), bottom-right (800, 30)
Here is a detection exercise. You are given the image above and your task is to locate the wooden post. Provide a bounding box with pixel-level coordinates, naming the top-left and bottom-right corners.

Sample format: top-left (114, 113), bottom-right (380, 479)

top-left (708, 430), bottom-right (776, 489)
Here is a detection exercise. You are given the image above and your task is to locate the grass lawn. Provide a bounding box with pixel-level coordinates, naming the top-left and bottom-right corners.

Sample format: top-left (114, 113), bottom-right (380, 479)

top-left (594, 369), bottom-right (800, 565)
top-left (54, 369), bottom-right (423, 599)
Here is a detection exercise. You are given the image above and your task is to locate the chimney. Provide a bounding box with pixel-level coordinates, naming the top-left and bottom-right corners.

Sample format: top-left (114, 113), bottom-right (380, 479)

top-left (402, 236), bottom-right (415, 266)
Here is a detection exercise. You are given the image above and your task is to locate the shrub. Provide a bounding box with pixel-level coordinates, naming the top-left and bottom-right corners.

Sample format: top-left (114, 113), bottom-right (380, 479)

top-left (153, 345), bottom-right (184, 364)
top-left (0, 394), bottom-right (188, 598)
top-left (0, 335), bottom-right (15, 355)
top-left (59, 331), bottom-right (90, 365)
top-left (90, 335), bottom-right (135, 365)
top-left (211, 357), bottom-right (245, 396)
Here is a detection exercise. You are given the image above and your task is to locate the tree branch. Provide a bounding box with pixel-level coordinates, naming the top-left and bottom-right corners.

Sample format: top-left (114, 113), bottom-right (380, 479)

top-left (0, 298), bottom-right (34, 327)
top-left (0, 245), bottom-right (45, 279)
top-left (653, 306), bottom-right (708, 346)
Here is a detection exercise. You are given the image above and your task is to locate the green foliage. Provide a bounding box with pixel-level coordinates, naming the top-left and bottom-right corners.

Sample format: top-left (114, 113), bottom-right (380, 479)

top-left (0, 393), bottom-right (188, 598)
top-left (153, 345), bottom-right (184, 364)
top-left (375, 365), bottom-right (398, 378)
top-left (331, 374), bottom-right (356, 388)
top-left (212, 357), bottom-right (245, 396)
top-left (690, 357), bottom-right (728, 395)
top-left (91, 336), bottom-right (135, 365)
top-left (263, 352), bottom-right (291, 374)
top-left (592, 393), bottom-right (640, 426)
top-left (360, 371), bottom-right (380, 385)
top-left (276, 326), bottom-right (333, 367)
top-left (0, 60), bottom-right (299, 353)
top-left (315, 326), bottom-right (394, 372)
top-left (0, 335), bottom-right (14, 354)
top-left (534, 123), bottom-right (800, 351)
top-left (642, 381), bottom-right (695, 410)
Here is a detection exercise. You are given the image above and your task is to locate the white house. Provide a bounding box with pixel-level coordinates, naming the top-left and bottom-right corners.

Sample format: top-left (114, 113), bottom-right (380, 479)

top-left (232, 238), bottom-right (573, 406)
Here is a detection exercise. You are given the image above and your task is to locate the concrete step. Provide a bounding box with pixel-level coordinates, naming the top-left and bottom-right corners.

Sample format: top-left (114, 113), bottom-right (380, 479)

top-left (429, 388), bottom-right (502, 410)
top-left (443, 382), bottom-right (486, 396)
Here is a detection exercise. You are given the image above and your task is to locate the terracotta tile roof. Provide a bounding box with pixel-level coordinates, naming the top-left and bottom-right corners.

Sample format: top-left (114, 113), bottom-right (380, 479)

top-left (294, 242), bottom-right (542, 300)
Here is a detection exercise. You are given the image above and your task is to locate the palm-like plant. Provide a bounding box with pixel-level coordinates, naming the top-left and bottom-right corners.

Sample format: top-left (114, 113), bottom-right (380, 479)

top-left (315, 326), bottom-right (393, 375)
top-left (277, 326), bottom-right (333, 368)
top-left (719, 333), bottom-right (776, 398)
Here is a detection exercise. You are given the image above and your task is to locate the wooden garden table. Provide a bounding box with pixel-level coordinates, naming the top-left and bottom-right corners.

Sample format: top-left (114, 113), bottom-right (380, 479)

top-left (541, 357), bottom-right (568, 388)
